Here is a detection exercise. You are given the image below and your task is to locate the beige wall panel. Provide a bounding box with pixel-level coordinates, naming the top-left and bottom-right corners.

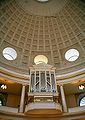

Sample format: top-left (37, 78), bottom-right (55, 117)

top-left (6, 94), bottom-right (20, 108)
top-left (66, 94), bottom-right (77, 108)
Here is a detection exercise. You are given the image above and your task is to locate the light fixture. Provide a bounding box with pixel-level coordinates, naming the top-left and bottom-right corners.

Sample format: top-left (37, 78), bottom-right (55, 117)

top-left (79, 84), bottom-right (84, 90)
top-left (65, 49), bottom-right (79, 61)
top-left (3, 47), bottom-right (17, 60)
top-left (1, 84), bottom-right (7, 89)
top-left (34, 55), bottom-right (48, 65)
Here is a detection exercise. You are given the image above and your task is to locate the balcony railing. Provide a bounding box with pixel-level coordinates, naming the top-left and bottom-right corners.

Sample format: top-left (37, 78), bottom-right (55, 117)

top-left (68, 106), bottom-right (85, 113)
top-left (25, 102), bottom-right (62, 114)
top-left (0, 106), bottom-right (18, 113)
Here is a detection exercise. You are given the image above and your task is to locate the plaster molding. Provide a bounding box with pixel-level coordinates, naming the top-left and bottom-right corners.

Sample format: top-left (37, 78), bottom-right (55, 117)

top-left (56, 68), bottom-right (85, 79)
top-left (0, 66), bottom-right (30, 80)
top-left (56, 74), bottom-right (85, 85)
top-left (0, 67), bottom-right (29, 85)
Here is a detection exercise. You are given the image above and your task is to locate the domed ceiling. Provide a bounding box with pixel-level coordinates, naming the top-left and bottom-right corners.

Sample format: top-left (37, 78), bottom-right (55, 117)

top-left (0, 0), bottom-right (85, 74)
top-left (16, 0), bottom-right (67, 16)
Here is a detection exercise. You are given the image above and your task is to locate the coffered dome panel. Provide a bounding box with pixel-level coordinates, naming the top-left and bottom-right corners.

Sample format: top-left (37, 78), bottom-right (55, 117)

top-left (16, 0), bottom-right (68, 16)
top-left (0, 0), bottom-right (85, 74)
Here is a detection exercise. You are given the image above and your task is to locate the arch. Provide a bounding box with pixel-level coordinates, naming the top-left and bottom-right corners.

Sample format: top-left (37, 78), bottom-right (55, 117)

top-left (77, 93), bottom-right (85, 106)
top-left (0, 94), bottom-right (6, 106)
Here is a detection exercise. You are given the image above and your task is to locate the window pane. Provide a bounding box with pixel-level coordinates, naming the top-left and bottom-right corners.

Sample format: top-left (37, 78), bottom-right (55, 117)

top-left (0, 100), bottom-right (2, 106)
top-left (80, 97), bottom-right (85, 106)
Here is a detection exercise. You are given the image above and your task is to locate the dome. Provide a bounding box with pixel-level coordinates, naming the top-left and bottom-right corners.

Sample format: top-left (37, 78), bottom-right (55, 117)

top-left (0, 0), bottom-right (85, 75)
top-left (0, 0), bottom-right (85, 119)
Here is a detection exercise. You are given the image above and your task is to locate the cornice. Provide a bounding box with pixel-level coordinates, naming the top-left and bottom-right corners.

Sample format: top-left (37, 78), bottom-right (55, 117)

top-left (0, 66), bottom-right (85, 85)
top-left (0, 67), bottom-right (30, 85)
top-left (56, 68), bottom-right (85, 79)
top-left (56, 68), bottom-right (85, 84)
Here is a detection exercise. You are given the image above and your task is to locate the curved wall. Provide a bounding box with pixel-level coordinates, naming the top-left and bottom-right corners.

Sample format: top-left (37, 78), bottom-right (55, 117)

top-left (0, 0), bottom-right (85, 74)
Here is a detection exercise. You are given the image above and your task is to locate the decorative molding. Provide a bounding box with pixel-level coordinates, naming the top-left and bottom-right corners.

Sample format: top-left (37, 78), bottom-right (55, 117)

top-left (30, 63), bottom-right (56, 70)
top-left (56, 68), bottom-right (85, 85)
top-left (0, 67), bottom-right (30, 85)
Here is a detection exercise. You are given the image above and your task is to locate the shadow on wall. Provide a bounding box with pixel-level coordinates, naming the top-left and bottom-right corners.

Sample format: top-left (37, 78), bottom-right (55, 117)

top-left (81, 0), bottom-right (85, 3)
top-left (0, 0), bottom-right (11, 7)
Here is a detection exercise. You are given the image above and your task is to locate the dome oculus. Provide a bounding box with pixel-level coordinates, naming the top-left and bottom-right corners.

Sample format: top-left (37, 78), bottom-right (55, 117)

top-left (34, 55), bottom-right (48, 64)
top-left (37, 0), bottom-right (48, 3)
top-left (3, 47), bottom-right (17, 60)
top-left (65, 49), bottom-right (79, 62)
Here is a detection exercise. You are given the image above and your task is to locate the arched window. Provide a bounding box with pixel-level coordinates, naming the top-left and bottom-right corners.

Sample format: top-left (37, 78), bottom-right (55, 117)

top-left (80, 97), bottom-right (85, 106)
top-left (0, 94), bottom-right (6, 106)
top-left (0, 99), bottom-right (2, 106)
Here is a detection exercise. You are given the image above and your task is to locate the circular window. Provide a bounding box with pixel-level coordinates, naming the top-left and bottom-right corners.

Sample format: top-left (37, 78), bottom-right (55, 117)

top-left (65, 49), bottom-right (79, 61)
top-left (80, 97), bottom-right (85, 106)
top-left (34, 55), bottom-right (48, 64)
top-left (3, 47), bottom-right (17, 60)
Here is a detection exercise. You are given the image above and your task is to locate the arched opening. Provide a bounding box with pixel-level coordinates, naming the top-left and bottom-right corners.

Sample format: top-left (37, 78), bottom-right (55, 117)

top-left (0, 99), bottom-right (2, 106)
top-left (0, 94), bottom-right (6, 106)
top-left (80, 97), bottom-right (85, 106)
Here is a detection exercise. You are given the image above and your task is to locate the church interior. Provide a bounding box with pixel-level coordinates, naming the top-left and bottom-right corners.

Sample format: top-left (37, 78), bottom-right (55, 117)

top-left (0, 0), bottom-right (85, 119)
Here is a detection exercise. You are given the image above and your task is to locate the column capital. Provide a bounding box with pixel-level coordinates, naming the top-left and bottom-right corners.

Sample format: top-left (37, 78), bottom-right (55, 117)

top-left (58, 83), bottom-right (64, 87)
top-left (22, 83), bottom-right (28, 86)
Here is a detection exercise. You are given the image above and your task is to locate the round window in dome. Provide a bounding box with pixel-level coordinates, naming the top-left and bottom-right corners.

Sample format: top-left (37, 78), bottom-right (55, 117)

top-left (3, 47), bottom-right (17, 60)
top-left (34, 55), bottom-right (48, 64)
top-left (65, 49), bottom-right (79, 62)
